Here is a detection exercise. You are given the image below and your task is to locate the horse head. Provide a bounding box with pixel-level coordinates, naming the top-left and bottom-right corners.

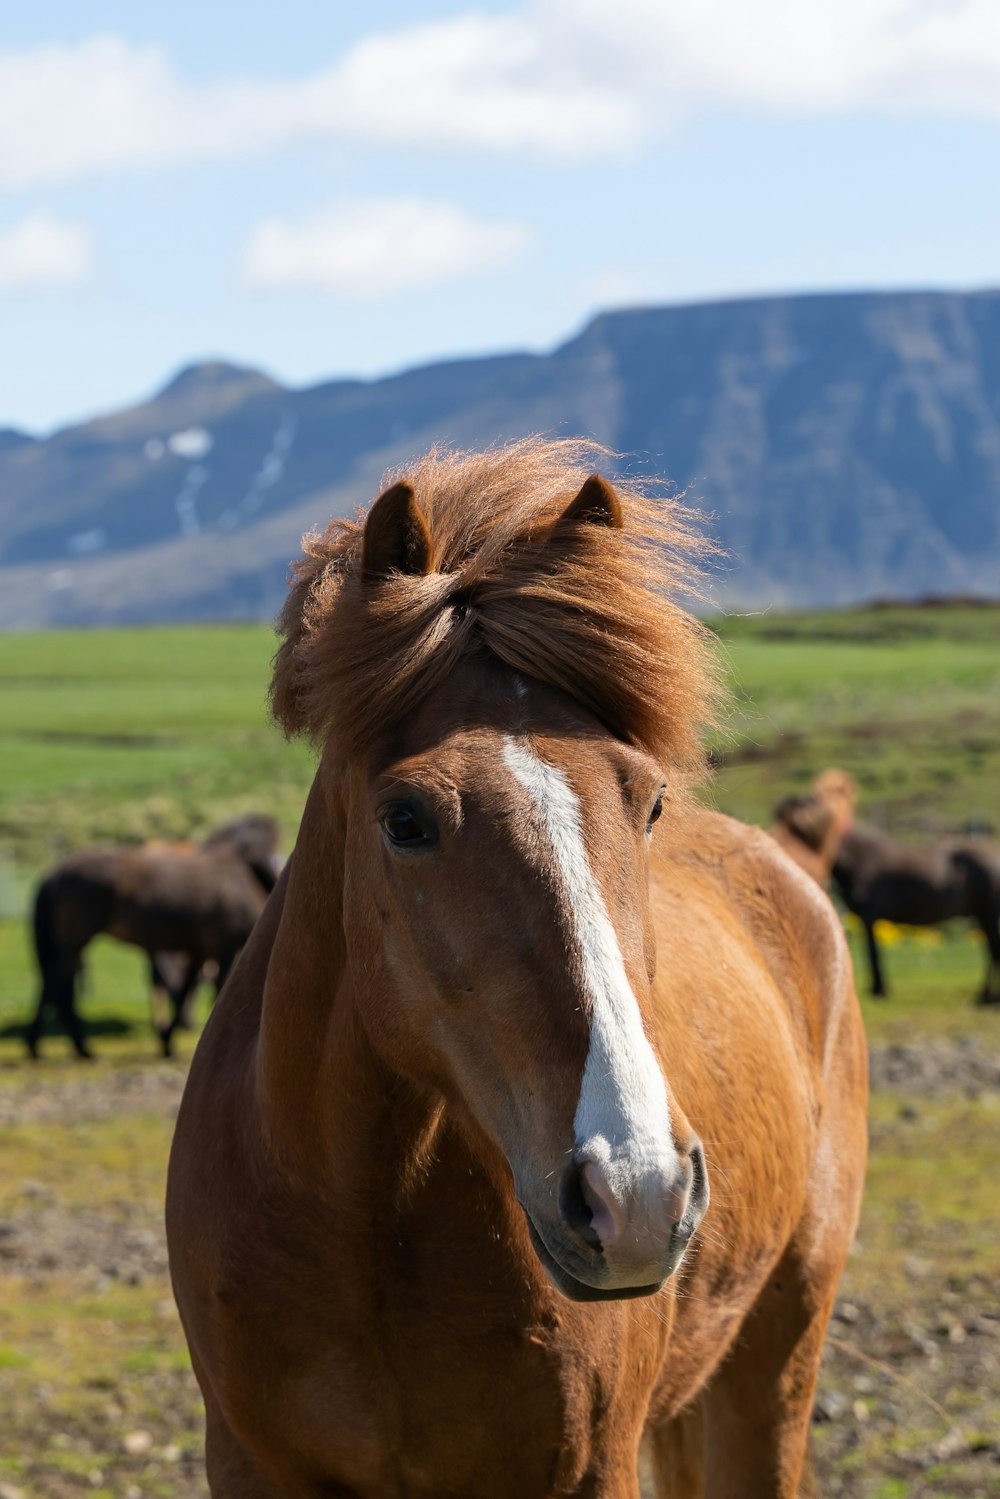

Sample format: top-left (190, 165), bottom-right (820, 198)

top-left (271, 446), bottom-right (714, 1299)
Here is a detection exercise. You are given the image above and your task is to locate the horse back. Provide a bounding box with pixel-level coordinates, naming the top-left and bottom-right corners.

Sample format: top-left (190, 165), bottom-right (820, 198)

top-left (41, 846), bottom-right (266, 960)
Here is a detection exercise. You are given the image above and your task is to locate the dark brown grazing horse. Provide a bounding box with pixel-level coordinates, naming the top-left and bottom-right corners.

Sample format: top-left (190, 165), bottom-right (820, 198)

top-left (831, 823), bottom-right (1000, 1002)
top-left (167, 440), bottom-right (867, 1498)
top-left (147, 816), bottom-right (284, 1042)
top-left (26, 815), bottom-right (280, 1060)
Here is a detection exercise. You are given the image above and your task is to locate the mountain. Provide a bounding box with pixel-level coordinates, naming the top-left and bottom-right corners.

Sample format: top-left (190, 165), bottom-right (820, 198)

top-left (2, 290), bottom-right (999, 627)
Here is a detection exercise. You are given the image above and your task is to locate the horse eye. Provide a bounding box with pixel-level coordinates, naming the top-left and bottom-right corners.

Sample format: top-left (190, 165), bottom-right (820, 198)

top-left (646, 794), bottom-right (664, 833)
top-left (379, 803), bottom-right (436, 849)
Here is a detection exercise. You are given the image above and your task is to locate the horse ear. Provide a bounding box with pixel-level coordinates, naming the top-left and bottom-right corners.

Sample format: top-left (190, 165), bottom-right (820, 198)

top-left (560, 474), bottom-right (624, 530)
top-left (362, 481), bottom-right (433, 580)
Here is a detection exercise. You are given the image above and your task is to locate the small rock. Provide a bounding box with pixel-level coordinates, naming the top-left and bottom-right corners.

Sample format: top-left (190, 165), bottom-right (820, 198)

top-left (948, 1322), bottom-right (967, 1344)
top-left (966, 1315), bottom-right (998, 1335)
top-left (903, 1255), bottom-right (932, 1279)
top-left (852, 1400), bottom-right (870, 1423)
top-left (834, 1300), bottom-right (860, 1325)
top-left (161, 1443), bottom-right (182, 1462)
top-left (932, 1426), bottom-right (967, 1461)
top-left (853, 1375), bottom-right (875, 1394)
top-left (123, 1429), bottom-right (153, 1455)
top-left (0, 1483), bottom-right (26, 1499)
top-left (813, 1390), bottom-right (848, 1423)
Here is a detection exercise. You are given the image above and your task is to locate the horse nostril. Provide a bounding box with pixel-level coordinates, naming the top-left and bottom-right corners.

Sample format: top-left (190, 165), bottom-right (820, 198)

top-left (686, 1136), bottom-right (710, 1226)
top-left (558, 1161), bottom-right (603, 1252)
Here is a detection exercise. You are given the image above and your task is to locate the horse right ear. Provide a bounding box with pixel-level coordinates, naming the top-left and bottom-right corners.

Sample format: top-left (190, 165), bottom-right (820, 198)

top-left (559, 474), bottom-right (624, 530)
top-left (362, 481), bottom-right (434, 581)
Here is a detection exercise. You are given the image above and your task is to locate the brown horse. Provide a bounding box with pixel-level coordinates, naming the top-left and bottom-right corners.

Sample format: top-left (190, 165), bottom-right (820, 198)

top-left (770, 769), bottom-right (858, 887)
top-left (146, 816), bottom-right (285, 1041)
top-left (773, 767), bottom-right (857, 881)
top-left (831, 823), bottom-right (1000, 1002)
top-left (167, 440), bottom-right (867, 1498)
top-left (26, 815), bottom-right (280, 1060)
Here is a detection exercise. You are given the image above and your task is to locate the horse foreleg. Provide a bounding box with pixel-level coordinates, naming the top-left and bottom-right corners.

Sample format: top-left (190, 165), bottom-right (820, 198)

top-left (53, 964), bottom-right (93, 1059)
top-left (212, 948), bottom-right (240, 1006)
top-left (646, 1401), bottom-right (704, 1498)
top-left (973, 909), bottom-right (1000, 1005)
top-left (24, 974), bottom-right (51, 1059)
top-left (159, 959), bottom-right (202, 1058)
top-left (862, 917), bottom-right (887, 997)
top-left (204, 1407), bottom-right (284, 1498)
top-left (697, 1245), bottom-right (834, 1499)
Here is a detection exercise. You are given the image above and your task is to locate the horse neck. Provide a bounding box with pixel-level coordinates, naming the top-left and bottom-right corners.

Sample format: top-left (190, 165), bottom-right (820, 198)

top-left (254, 772), bottom-right (448, 1201)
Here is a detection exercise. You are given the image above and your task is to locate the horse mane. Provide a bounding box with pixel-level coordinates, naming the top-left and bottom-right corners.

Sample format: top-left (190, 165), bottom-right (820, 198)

top-left (270, 438), bottom-right (720, 782)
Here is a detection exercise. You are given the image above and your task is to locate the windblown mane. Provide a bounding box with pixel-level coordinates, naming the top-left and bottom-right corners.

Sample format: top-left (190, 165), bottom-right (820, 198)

top-left (270, 438), bottom-right (719, 781)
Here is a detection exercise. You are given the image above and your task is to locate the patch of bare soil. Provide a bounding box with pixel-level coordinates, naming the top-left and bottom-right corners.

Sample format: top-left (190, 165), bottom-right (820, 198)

top-left (0, 1062), bottom-right (186, 1128)
top-left (869, 1036), bottom-right (1000, 1096)
top-left (813, 1286), bottom-right (1000, 1497)
top-left (3, 1042), bottom-right (999, 1497)
top-left (0, 1198), bottom-right (168, 1286)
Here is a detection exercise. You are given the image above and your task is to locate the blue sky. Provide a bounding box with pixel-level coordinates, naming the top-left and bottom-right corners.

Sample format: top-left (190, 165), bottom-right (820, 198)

top-left (3, 1), bottom-right (1000, 433)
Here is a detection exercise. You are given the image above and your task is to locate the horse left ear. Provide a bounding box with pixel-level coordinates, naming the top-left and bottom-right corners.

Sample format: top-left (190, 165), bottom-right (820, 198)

top-left (560, 474), bottom-right (624, 529)
top-left (362, 481), bottom-right (434, 580)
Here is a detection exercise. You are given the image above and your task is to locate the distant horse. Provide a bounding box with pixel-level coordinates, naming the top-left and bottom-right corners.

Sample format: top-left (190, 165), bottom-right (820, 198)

top-left (146, 815), bottom-right (284, 1036)
top-left (26, 815), bottom-right (280, 1060)
top-left (831, 823), bottom-right (1000, 1002)
top-left (771, 768), bottom-right (858, 886)
top-left (167, 439), bottom-right (867, 1498)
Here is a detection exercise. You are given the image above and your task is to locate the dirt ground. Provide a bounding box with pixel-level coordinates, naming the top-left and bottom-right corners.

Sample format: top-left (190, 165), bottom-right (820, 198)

top-left (1, 1041), bottom-right (999, 1498)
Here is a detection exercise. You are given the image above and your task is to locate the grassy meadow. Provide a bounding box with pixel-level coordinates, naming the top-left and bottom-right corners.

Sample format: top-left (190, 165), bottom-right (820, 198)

top-left (0, 603), bottom-right (999, 1498)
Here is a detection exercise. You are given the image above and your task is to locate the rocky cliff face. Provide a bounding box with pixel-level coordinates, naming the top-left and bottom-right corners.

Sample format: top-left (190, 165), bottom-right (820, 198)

top-left (2, 290), bottom-right (999, 626)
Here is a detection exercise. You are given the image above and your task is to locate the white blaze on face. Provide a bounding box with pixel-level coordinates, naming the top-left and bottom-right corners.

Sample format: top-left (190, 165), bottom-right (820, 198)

top-left (501, 737), bottom-right (679, 1190)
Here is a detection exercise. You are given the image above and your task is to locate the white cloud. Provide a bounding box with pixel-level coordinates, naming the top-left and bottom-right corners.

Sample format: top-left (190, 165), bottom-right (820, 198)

top-left (242, 198), bottom-right (530, 297)
top-left (553, 0), bottom-right (1000, 117)
top-left (0, 26), bottom-right (633, 192)
top-left (320, 14), bottom-right (638, 154)
top-left (2, 6), bottom-right (1000, 192)
top-left (0, 215), bottom-right (93, 289)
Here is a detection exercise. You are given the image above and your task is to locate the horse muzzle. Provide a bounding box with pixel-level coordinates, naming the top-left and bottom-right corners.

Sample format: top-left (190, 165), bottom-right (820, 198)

top-left (521, 1136), bottom-right (709, 1302)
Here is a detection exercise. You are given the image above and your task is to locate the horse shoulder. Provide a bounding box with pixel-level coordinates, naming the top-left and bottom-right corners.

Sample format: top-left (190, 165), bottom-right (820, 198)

top-left (654, 809), bottom-right (860, 1087)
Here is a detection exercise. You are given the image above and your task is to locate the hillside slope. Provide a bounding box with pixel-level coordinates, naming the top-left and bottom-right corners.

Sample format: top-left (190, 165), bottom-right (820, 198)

top-left (2, 290), bottom-right (999, 625)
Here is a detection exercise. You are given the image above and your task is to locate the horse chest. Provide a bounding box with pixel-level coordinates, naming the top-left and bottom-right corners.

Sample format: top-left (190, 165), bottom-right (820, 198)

top-left (243, 1266), bottom-right (645, 1498)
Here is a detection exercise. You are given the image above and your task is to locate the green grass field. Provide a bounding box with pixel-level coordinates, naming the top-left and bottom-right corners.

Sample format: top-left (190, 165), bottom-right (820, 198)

top-left (1, 603), bottom-right (999, 1498)
top-left (1, 604), bottom-right (997, 881)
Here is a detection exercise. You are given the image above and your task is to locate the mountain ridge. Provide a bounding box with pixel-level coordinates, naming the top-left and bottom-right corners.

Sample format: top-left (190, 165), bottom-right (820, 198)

top-left (2, 288), bottom-right (999, 627)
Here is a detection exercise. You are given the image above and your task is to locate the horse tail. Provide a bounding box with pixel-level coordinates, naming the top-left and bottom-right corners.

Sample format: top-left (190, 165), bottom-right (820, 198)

top-left (32, 876), bottom-right (62, 976)
top-left (32, 874), bottom-right (86, 979)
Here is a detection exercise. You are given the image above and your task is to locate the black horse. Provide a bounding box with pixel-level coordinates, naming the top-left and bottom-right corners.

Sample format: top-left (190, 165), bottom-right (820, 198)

top-left (831, 823), bottom-right (1000, 1003)
top-left (26, 815), bottom-right (281, 1060)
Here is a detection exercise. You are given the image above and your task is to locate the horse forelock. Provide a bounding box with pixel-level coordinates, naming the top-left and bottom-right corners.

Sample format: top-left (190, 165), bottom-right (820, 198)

top-left (270, 437), bottom-right (721, 783)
